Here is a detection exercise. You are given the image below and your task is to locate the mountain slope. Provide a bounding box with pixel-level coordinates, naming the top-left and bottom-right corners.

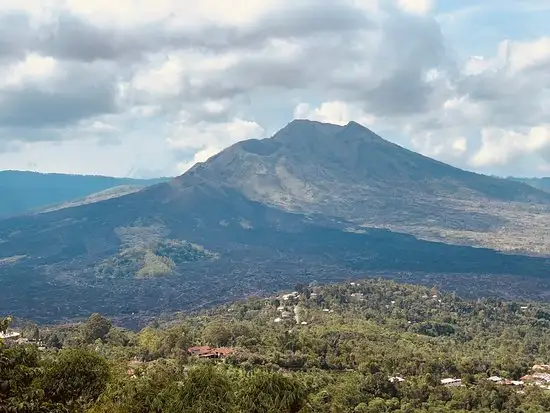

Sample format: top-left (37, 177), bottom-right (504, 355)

top-left (1, 120), bottom-right (550, 322)
top-left (35, 185), bottom-right (150, 214)
top-left (0, 170), bottom-right (169, 219)
top-left (187, 120), bottom-right (550, 254)
top-left (1, 182), bottom-right (549, 323)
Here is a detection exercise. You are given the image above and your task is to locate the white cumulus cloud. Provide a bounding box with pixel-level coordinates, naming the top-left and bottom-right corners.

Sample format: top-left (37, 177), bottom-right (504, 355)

top-left (0, 0), bottom-right (549, 177)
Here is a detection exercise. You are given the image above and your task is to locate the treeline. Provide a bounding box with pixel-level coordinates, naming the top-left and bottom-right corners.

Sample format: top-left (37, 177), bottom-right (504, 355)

top-left (4, 279), bottom-right (550, 412)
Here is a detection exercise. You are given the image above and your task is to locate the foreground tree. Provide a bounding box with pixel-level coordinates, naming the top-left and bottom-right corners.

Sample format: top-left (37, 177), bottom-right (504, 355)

top-left (202, 322), bottom-right (232, 347)
top-left (237, 370), bottom-right (308, 413)
top-left (153, 365), bottom-right (233, 413)
top-left (0, 341), bottom-right (69, 412)
top-left (38, 348), bottom-right (109, 407)
top-left (21, 322), bottom-right (40, 341)
top-left (83, 313), bottom-right (112, 343)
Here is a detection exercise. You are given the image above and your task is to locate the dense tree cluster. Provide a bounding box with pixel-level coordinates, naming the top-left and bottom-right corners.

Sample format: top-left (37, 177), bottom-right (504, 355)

top-left (95, 240), bottom-right (217, 280)
top-left (4, 279), bottom-right (550, 412)
top-left (0, 344), bottom-right (109, 412)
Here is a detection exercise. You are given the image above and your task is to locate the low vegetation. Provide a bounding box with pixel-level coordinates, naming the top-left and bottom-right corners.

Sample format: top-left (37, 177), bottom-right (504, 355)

top-left (95, 240), bottom-right (218, 279)
top-left (4, 279), bottom-right (550, 412)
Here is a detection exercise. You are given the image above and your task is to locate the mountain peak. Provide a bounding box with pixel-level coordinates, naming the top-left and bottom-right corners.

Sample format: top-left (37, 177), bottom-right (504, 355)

top-left (283, 118), bottom-right (371, 131)
top-left (270, 119), bottom-right (387, 148)
top-left (279, 120), bottom-right (386, 149)
top-left (345, 120), bottom-right (363, 128)
top-left (273, 119), bottom-right (342, 140)
top-left (287, 118), bottom-right (338, 127)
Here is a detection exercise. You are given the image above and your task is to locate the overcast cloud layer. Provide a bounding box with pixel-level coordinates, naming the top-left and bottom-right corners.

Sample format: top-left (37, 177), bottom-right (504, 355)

top-left (0, 0), bottom-right (549, 177)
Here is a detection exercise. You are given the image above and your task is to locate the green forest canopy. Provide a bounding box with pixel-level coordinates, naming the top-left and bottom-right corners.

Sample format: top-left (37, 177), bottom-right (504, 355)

top-left (3, 279), bottom-right (550, 412)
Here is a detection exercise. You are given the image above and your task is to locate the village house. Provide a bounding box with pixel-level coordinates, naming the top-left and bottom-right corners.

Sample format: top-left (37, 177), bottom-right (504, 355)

top-left (0, 331), bottom-right (21, 341)
top-left (532, 364), bottom-right (550, 372)
top-left (441, 378), bottom-right (462, 387)
top-left (521, 372), bottom-right (550, 385)
top-left (187, 346), bottom-right (235, 359)
top-left (215, 347), bottom-right (235, 357)
top-left (487, 376), bottom-right (504, 383)
top-left (514, 364), bottom-right (550, 388)
top-left (389, 376), bottom-right (405, 383)
top-left (281, 292), bottom-right (300, 301)
top-left (486, 376), bottom-right (524, 386)
top-left (507, 380), bottom-right (524, 386)
top-left (188, 346), bottom-right (212, 356)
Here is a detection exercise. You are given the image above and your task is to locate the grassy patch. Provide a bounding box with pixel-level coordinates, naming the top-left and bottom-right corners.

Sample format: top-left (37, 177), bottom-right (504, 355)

top-left (95, 240), bottom-right (218, 279)
top-left (136, 251), bottom-right (175, 278)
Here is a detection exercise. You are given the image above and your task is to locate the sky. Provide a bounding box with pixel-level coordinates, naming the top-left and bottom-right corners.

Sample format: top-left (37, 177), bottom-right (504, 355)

top-left (0, 0), bottom-right (549, 178)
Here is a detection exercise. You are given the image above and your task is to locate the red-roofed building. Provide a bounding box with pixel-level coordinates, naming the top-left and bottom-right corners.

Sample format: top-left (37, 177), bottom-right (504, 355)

top-left (188, 346), bottom-right (213, 356)
top-left (187, 346), bottom-right (235, 358)
top-left (214, 347), bottom-right (235, 357)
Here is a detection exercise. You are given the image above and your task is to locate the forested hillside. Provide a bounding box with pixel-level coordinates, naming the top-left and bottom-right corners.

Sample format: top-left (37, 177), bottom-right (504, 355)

top-left (4, 279), bottom-right (550, 412)
top-left (0, 171), bottom-right (168, 218)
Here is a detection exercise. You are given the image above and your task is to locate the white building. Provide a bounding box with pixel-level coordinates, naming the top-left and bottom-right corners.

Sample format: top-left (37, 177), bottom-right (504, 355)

top-left (487, 376), bottom-right (503, 383)
top-left (0, 331), bottom-right (20, 340)
top-left (282, 292), bottom-right (300, 301)
top-left (389, 376), bottom-right (405, 383)
top-left (441, 378), bottom-right (462, 387)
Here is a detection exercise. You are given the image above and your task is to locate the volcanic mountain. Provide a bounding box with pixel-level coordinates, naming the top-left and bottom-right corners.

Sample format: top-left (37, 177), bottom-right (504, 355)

top-left (1, 120), bottom-right (549, 323)
top-left (185, 120), bottom-right (550, 253)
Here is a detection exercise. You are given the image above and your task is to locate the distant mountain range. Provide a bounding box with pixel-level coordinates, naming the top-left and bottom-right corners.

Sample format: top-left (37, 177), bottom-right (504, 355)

top-left (0, 171), bottom-right (169, 219)
top-left (509, 177), bottom-right (550, 193)
top-left (1, 120), bottom-right (549, 323)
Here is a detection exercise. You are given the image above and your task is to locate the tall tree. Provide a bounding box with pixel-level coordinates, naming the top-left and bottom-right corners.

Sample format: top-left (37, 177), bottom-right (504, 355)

top-left (83, 313), bottom-right (112, 343)
top-left (237, 370), bottom-right (308, 413)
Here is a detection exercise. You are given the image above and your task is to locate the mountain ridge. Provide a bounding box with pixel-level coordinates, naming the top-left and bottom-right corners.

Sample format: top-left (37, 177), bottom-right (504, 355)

top-left (510, 176), bottom-right (550, 193)
top-left (0, 170), bottom-right (170, 219)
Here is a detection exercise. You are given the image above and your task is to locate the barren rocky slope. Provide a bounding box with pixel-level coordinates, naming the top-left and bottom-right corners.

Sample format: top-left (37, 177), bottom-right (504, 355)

top-left (188, 120), bottom-right (550, 254)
